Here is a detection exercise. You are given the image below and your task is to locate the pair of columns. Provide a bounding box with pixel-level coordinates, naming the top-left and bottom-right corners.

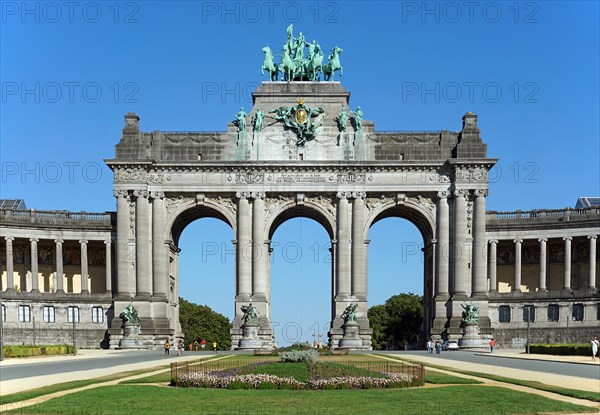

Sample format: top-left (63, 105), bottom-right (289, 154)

top-left (434, 189), bottom-right (488, 298)
top-left (234, 192), bottom-right (368, 304)
top-left (336, 192), bottom-right (368, 299)
top-left (488, 235), bottom-right (598, 292)
top-left (115, 190), bottom-right (168, 298)
top-left (3, 236), bottom-right (112, 293)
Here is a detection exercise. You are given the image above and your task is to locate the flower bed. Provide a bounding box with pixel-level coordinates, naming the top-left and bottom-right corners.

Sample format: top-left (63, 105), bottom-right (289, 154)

top-left (175, 370), bottom-right (420, 390)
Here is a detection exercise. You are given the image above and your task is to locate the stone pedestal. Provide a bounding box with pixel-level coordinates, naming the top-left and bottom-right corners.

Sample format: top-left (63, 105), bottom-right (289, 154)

top-left (339, 321), bottom-right (363, 349)
top-left (458, 323), bottom-right (488, 349)
top-left (237, 324), bottom-right (264, 350)
top-left (119, 323), bottom-right (144, 349)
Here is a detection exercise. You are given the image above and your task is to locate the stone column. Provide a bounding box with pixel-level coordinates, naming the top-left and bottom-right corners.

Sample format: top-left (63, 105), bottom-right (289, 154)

top-left (80, 239), bottom-right (89, 293)
top-left (252, 192), bottom-right (267, 299)
top-left (538, 238), bottom-right (547, 292)
top-left (336, 192), bottom-right (351, 298)
top-left (563, 237), bottom-right (572, 290)
top-left (351, 192), bottom-right (366, 297)
top-left (30, 237), bottom-right (39, 292)
top-left (452, 190), bottom-right (469, 297)
top-left (152, 192), bottom-right (167, 299)
top-left (236, 192), bottom-right (252, 299)
top-left (135, 190), bottom-right (151, 297)
top-left (514, 238), bottom-right (522, 293)
top-left (472, 190), bottom-right (488, 296)
top-left (55, 239), bottom-right (64, 293)
top-left (104, 240), bottom-right (112, 293)
top-left (5, 237), bottom-right (14, 292)
top-left (435, 191), bottom-right (449, 296)
top-left (115, 190), bottom-right (133, 296)
top-left (488, 240), bottom-right (498, 293)
top-left (588, 235), bottom-right (597, 290)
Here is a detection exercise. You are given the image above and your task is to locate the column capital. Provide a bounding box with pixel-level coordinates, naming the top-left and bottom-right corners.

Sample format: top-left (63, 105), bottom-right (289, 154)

top-left (538, 237), bottom-right (548, 243)
top-left (29, 237), bottom-right (39, 243)
top-left (235, 191), bottom-right (251, 200)
top-left (588, 235), bottom-right (598, 240)
top-left (79, 239), bottom-right (88, 245)
top-left (4, 236), bottom-right (14, 242)
top-left (436, 190), bottom-right (449, 199)
top-left (513, 238), bottom-right (523, 244)
top-left (133, 190), bottom-right (149, 199)
top-left (453, 189), bottom-right (469, 199)
top-left (351, 191), bottom-right (366, 199)
top-left (563, 236), bottom-right (573, 241)
top-left (488, 239), bottom-right (498, 245)
top-left (149, 191), bottom-right (165, 200)
top-left (113, 189), bottom-right (129, 198)
top-left (54, 238), bottom-right (64, 244)
top-left (474, 189), bottom-right (489, 198)
top-left (104, 240), bottom-right (112, 246)
top-left (335, 191), bottom-right (350, 200)
top-left (430, 238), bottom-right (438, 244)
top-left (251, 191), bottom-right (265, 200)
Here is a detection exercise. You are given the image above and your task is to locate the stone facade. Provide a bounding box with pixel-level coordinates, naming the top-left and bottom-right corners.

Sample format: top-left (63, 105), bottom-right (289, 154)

top-left (0, 82), bottom-right (598, 349)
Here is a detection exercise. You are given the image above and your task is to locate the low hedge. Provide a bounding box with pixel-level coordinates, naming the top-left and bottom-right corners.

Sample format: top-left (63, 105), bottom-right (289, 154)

top-left (3, 344), bottom-right (74, 358)
top-left (529, 343), bottom-right (590, 356)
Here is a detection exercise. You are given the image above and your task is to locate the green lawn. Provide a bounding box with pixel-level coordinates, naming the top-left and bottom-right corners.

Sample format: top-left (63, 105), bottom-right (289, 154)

top-left (424, 370), bottom-right (481, 384)
top-left (11, 385), bottom-right (593, 415)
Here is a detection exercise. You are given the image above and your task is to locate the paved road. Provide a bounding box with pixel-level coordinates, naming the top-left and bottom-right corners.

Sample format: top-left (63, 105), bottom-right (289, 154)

top-left (2, 349), bottom-right (599, 383)
top-left (383, 350), bottom-right (600, 381)
top-left (0, 350), bottom-right (212, 381)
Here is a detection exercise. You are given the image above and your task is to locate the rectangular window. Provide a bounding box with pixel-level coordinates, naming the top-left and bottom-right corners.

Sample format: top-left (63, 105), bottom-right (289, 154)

top-left (67, 306), bottom-right (80, 323)
top-left (499, 305), bottom-right (511, 323)
top-left (572, 303), bottom-right (584, 321)
top-left (92, 307), bottom-right (104, 323)
top-left (43, 306), bottom-right (55, 323)
top-left (523, 305), bottom-right (535, 322)
top-left (547, 304), bottom-right (559, 322)
top-left (1, 305), bottom-right (5, 322)
top-left (18, 305), bottom-right (31, 322)
top-left (597, 304), bottom-right (600, 321)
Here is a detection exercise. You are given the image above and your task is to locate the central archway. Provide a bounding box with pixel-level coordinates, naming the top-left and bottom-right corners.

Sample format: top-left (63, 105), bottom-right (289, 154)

top-left (269, 217), bottom-right (332, 347)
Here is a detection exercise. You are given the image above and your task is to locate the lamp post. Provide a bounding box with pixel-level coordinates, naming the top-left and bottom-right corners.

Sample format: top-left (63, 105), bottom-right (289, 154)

top-left (525, 306), bottom-right (531, 355)
top-left (0, 300), bottom-right (4, 362)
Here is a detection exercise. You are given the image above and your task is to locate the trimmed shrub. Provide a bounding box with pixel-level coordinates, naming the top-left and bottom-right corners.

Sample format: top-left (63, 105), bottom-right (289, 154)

top-left (3, 345), bottom-right (74, 358)
top-left (228, 381), bottom-right (253, 390)
top-left (529, 343), bottom-right (590, 356)
top-left (257, 381), bottom-right (277, 390)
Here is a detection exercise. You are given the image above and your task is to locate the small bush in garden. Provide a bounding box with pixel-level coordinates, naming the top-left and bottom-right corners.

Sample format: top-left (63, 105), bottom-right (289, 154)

top-left (257, 382), bottom-right (277, 390)
top-left (228, 381), bottom-right (253, 390)
top-left (279, 349), bottom-right (320, 363)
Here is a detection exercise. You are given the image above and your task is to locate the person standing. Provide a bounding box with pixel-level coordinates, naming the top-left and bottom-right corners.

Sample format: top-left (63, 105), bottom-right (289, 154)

top-left (427, 339), bottom-right (433, 354)
top-left (177, 339), bottom-right (184, 356)
top-left (490, 338), bottom-right (496, 353)
top-left (201, 339), bottom-right (206, 352)
top-left (212, 341), bottom-right (218, 354)
top-left (193, 340), bottom-right (199, 351)
top-left (591, 336), bottom-right (599, 362)
top-left (164, 340), bottom-right (171, 355)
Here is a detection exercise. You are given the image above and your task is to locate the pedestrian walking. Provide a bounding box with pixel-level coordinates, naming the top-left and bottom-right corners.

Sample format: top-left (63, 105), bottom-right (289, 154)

top-left (201, 339), bottom-right (206, 352)
top-left (591, 336), bottom-right (599, 361)
top-left (193, 340), bottom-right (200, 351)
top-left (212, 341), bottom-right (218, 354)
top-left (427, 339), bottom-right (433, 354)
top-left (164, 339), bottom-right (171, 355)
top-left (435, 340), bottom-right (441, 354)
top-left (489, 338), bottom-right (495, 353)
top-left (177, 339), bottom-right (184, 356)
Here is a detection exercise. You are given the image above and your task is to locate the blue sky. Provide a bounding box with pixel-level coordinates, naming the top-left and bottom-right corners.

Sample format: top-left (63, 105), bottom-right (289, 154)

top-left (1, 1), bottom-right (598, 345)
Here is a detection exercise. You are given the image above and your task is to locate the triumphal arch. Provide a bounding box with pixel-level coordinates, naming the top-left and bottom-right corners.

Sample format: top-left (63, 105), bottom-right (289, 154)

top-left (105, 27), bottom-right (496, 349)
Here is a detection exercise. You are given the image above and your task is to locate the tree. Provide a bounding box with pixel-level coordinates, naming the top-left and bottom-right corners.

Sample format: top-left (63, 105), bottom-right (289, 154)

top-left (179, 298), bottom-right (232, 350)
top-left (367, 293), bottom-right (424, 350)
top-left (367, 304), bottom-right (390, 350)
